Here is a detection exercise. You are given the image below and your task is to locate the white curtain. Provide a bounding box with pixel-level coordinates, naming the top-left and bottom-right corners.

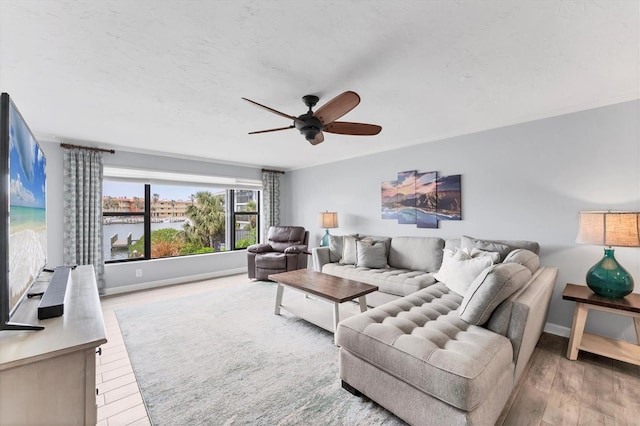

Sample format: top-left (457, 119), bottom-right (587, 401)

top-left (262, 170), bottom-right (281, 241)
top-left (63, 149), bottom-right (105, 293)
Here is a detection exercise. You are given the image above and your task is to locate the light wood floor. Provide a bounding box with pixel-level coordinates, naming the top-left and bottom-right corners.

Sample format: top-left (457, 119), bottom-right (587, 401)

top-left (95, 275), bottom-right (640, 426)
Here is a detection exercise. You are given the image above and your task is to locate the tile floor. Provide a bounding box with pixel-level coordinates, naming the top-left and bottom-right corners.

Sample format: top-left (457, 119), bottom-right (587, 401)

top-left (95, 274), bottom-right (241, 426)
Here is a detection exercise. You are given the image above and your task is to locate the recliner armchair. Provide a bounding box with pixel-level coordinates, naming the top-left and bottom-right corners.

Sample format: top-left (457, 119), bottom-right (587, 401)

top-left (247, 226), bottom-right (310, 280)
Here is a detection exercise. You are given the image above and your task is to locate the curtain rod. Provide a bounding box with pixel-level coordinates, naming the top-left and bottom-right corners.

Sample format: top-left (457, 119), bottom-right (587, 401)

top-left (261, 168), bottom-right (285, 174)
top-left (60, 143), bottom-right (115, 154)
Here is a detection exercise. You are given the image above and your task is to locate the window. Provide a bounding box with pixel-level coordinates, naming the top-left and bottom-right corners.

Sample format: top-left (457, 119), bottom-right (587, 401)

top-left (231, 190), bottom-right (259, 249)
top-left (103, 180), bottom-right (260, 263)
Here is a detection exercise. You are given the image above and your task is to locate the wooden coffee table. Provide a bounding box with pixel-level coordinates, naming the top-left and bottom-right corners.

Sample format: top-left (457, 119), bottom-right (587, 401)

top-left (269, 269), bottom-right (378, 335)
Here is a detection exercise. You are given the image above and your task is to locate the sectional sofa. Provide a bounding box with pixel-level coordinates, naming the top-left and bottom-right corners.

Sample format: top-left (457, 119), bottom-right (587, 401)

top-left (312, 234), bottom-right (558, 425)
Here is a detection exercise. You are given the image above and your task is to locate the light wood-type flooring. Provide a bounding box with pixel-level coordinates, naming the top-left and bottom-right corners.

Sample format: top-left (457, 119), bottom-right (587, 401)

top-left (96, 274), bottom-right (640, 426)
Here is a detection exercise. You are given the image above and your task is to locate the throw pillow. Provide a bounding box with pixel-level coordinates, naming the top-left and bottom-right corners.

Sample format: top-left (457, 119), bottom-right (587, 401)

top-left (458, 263), bottom-right (532, 325)
top-left (470, 248), bottom-right (501, 264)
top-left (461, 235), bottom-right (511, 262)
top-left (434, 248), bottom-right (493, 296)
top-left (503, 249), bottom-right (540, 274)
top-left (356, 239), bottom-right (388, 269)
top-left (328, 235), bottom-right (344, 263)
top-left (434, 248), bottom-right (469, 283)
top-left (340, 236), bottom-right (359, 265)
top-left (446, 256), bottom-right (494, 296)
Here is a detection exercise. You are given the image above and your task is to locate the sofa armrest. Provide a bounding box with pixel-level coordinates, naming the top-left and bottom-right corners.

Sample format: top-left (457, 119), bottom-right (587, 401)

top-left (486, 266), bottom-right (558, 381)
top-left (312, 247), bottom-right (331, 272)
top-left (248, 243), bottom-right (273, 253)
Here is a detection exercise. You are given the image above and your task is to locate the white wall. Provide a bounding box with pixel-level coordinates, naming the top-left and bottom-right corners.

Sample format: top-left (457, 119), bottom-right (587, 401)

top-left (39, 144), bottom-right (261, 293)
top-left (282, 100), bottom-right (640, 341)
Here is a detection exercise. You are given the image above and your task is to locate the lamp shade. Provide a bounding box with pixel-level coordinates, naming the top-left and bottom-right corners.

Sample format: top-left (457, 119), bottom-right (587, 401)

top-left (576, 211), bottom-right (640, 247)
top-left (321, 211), bottom-right (338, 229)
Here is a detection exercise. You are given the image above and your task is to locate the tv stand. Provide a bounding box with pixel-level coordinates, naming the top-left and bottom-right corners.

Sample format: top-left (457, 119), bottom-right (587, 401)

top-left (0, 265), bottom-right (107, 424)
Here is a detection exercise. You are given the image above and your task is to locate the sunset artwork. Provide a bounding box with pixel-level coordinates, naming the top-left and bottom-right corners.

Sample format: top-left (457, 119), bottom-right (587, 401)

top-left (435, 174), bottom-right (462, 220)
top-left (381, 180), bottom-right (398, 219)
top-left (416, 171), bottom-right (437, 228)
top-left (396, 170), bottom-right (417, 224)
top-left (381, 170), bottom-right (462, 228)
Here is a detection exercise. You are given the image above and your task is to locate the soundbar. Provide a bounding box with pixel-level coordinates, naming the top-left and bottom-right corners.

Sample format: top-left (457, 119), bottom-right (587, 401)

top-left (37, 266), bottom-right (72, 320)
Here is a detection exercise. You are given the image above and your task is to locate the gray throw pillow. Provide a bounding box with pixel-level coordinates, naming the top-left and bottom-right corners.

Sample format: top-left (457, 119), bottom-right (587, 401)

top-left (328, 235), bottom-right (343, 263)
top-left (458, 263), bottom-right (532, 325)
top-left (503, 249), bottom-right (540, 274)
top-left (340, 236), bottom-right (359, 265)
top-left (461, 235), bottom-right (511, 262)
top-left (356, 239), bottom-right (388, 269)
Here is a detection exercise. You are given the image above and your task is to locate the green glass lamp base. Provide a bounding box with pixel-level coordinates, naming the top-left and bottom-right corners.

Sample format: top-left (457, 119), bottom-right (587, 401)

top-left (321, 229), bottom-right (330, 247)
top-left (586, 248), bottom-right (634, 298)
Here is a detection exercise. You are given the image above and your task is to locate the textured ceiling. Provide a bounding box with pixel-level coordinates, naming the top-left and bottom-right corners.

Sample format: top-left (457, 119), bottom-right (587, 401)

top-left (0, 1), bottom-right (638, 170)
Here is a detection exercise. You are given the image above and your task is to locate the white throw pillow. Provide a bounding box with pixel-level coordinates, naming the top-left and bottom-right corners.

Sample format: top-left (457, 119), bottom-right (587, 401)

top-left (339, 236), bottom-right (359, 265)
top-left (446, 256), bottom-right (494, 296)
top-left (470, 248), bottom-right (501, 264)
top-left (461, 235), bottom-right (511, 261)
top-left (435, 248), bottom-right (493, 296)
top-left (434, 248), bottom-right (469, 284)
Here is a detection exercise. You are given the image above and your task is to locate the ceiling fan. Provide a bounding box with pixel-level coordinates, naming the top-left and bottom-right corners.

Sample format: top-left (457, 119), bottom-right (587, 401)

top-left (242, 91), bottom-right (382, 145)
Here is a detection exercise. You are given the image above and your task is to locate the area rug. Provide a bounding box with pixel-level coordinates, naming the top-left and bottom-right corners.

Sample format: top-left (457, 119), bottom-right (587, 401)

top-left (116, 281), bottom-right (405, 425)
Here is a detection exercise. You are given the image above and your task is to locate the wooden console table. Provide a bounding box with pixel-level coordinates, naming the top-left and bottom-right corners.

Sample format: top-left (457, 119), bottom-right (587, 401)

top-left (0, 265), bottom-right (107, 425)
top-left (563, 283), bottom-right (640, 365)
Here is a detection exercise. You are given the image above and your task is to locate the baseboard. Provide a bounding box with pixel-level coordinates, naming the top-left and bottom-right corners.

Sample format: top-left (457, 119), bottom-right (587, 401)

top-left (102, 267), bottom-right (247, 296)
top-left (543, 322), bottom-right (571, 338)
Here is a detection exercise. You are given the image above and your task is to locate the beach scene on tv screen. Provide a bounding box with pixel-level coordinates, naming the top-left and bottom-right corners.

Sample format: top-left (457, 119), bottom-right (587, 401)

top-left (8, 103), bottom-right (46, 312)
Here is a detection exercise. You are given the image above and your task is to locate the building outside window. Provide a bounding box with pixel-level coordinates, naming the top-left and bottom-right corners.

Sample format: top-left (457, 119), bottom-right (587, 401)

top-left (231, 189), bottom-right (259, 249)
top-left (103, 180), bottom-right (260, 263)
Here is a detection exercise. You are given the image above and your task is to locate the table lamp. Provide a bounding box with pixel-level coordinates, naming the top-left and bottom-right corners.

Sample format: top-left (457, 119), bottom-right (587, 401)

top-left (576, 211), bottom-right (640, 298)
top-left (320, 211), bottom-right (338, 247)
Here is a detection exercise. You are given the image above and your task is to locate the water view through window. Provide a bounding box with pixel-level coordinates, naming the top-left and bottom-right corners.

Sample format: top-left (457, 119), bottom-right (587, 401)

top-left (103, 181), bottom-right (259, 262)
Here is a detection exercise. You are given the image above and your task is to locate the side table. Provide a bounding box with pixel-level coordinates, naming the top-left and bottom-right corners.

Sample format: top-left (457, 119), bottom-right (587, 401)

top-left (562, 283), bottom-right (640, 365)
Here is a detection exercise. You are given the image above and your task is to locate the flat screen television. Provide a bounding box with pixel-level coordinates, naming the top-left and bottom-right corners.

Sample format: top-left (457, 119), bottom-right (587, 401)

top-left (0, 92), bottom-right (47, 331)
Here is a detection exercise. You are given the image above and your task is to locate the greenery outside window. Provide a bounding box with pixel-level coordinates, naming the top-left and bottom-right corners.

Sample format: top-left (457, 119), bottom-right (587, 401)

top-left (103, 179), bottom-right (260, 263)
top-left (232, 190), bottom-right (259, 249)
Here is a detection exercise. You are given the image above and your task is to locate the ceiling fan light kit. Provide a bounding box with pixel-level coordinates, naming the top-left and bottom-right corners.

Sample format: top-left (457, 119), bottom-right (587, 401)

top-left (242, 91), bottom-right (382, 145)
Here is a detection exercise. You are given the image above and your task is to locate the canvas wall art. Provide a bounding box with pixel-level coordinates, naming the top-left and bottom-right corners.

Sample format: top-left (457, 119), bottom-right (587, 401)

top-left (435, 174), bottom-right (462, 220)
top-left (397, 170), bottom-right (417, 224)
top-left (381, 180), bottom-right (398, 219)
top-left (381, 171), bottom-right (461, 228)
top-left (416, 171), bottom-right (437, 228)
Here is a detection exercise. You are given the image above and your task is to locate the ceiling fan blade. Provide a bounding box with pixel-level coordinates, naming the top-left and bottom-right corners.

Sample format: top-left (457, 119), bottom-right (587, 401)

top-left (248, 125), bottom-right (295, 135)
top-left (314, 91), bottom-right (360, 125)
top-left (324, 122), bottom-right (382, 136)
top-left (241, 97), bottom-right (305, 125)
top-left (308, 131), bottom-right (324, 145)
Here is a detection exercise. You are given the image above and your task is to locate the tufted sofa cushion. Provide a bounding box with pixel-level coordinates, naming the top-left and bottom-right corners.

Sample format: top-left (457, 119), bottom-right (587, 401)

top-left (336, 283), bottom-right (514, 411)
top-left (322, 263), bottom-right (436, 297)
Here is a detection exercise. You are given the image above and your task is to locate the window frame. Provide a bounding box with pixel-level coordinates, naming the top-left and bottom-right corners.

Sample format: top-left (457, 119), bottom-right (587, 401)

top-left (103, 183), bottom-right (260, 264)
top-left (229, 189), bottom-right (260, 250)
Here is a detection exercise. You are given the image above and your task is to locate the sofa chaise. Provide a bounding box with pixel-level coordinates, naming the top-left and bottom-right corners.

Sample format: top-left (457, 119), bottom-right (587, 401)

top-left (313, 234), bottom-right (558, 425)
